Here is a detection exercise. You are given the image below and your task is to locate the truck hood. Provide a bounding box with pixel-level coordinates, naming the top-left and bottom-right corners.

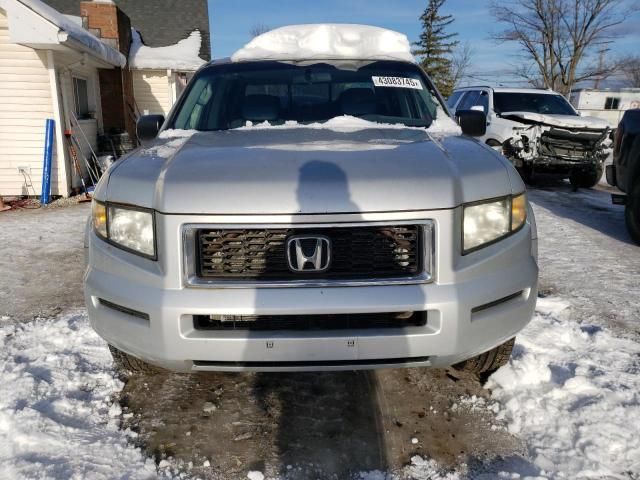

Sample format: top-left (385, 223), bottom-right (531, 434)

top-left (499, 111), bottom-right (612, 130)
top-left (103, 128), bottom-right (520, 214)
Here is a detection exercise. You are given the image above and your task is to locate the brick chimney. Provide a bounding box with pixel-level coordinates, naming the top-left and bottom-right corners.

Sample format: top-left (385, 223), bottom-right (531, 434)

top-left (80, 0), bottom-right (131, 54)
top-left (79, 1), bottom-right (136, 141)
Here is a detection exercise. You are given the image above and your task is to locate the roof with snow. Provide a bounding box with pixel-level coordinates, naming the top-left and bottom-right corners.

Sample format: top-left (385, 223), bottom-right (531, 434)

top-left (1, 0), bottom-right (126, 67)
top-left (129, 28), bottom-right (205, 70)
top-left (231, 24), bottom-right (415, 64)
top-left (42, 0), bottom-right (211, 61)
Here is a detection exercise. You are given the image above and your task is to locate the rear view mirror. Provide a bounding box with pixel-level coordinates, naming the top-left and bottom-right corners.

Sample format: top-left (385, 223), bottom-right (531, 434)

top-left (136, 115), bottom-right (165, 144)
top-left (456, 110), bottom-right (487, 137)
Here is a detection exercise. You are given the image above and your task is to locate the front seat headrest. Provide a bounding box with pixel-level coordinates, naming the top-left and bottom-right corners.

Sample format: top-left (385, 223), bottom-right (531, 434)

top-left (242, 94), bottom-right (280, 122)
top-left (339, 88), bottom-right (377, 116)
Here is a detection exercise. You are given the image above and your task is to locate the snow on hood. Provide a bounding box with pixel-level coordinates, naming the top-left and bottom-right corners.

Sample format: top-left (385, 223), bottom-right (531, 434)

top-left (233, 112), bottom-right (460, 136)
top-left (500, 111), bottom-right (612, 130)
top-left (151, 114), bottom-right (460, 159)
top-left (129, 29), bottom-right (205, 70)
top-left (231, 24), bottom-right (415, 63)
top-left (12, 0), bottom-right (126, 67)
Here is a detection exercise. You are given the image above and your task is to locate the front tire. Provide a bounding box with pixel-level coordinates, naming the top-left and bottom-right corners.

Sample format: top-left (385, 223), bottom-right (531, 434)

top-left (625, 181), bottom-right (640, 245)
top-left (109, 345), bottom-right (163, 375)
top-left (569, 164), bottom-right (603, 189)
top-left (453, 337), bottom-right (515, 374)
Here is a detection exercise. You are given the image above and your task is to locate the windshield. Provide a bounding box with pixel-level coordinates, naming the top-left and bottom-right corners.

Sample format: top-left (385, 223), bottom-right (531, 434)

top-left (493, 92), bottom-right (577, 116)
top-left (170, 61), bottom-right (442, 130)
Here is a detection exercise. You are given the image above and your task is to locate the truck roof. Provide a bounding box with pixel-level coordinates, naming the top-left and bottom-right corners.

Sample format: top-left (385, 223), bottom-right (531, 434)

top-left (455, 86), bottom-right (561, 95)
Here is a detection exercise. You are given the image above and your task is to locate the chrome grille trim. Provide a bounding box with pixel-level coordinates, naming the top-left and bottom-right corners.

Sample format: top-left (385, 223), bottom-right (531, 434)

top-left (182, 220), bottom-right (434, 288)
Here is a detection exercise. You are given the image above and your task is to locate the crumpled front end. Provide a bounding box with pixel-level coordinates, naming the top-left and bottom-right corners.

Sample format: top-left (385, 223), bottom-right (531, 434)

top-left (503, 124), bottom-right (612, 171)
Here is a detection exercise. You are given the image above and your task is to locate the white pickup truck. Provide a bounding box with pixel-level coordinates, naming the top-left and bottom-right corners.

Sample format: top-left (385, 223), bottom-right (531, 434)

top-left (448, 86), bottom-right (612, 187)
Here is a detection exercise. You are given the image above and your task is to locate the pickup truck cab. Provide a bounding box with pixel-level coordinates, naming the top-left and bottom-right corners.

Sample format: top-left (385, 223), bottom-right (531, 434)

top-left (84, 25), bottom-right (538, 374)
top-left (607, 108), bottom-right (640, 244)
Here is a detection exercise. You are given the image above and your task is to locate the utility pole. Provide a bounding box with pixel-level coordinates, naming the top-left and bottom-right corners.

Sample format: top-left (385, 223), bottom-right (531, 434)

top-left (594, 44), bottom-right (610, 89)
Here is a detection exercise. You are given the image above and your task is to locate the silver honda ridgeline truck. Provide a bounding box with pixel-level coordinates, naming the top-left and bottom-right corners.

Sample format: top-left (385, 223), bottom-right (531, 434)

top-left (85, 41), bottom-right (538, 375)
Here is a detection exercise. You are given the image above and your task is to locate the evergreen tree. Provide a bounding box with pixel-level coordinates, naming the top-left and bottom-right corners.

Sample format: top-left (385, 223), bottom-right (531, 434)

top-left (413, 0), bottom-right (459, 97)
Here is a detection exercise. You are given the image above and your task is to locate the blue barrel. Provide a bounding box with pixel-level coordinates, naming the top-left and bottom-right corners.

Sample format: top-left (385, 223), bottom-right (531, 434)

top-left (40, 119), bottom-right (54, 205)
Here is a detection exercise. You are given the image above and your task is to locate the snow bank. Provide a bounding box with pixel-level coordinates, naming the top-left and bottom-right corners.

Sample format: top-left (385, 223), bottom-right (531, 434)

top-left (231, 24), bottom-right (415, 63)
top-left (0, 312), bottom-right (158, 479)
top-left (487, 297), bottom-right (640, 478)
top-left (14, 0), bottom-right (125, 67)
top-left (129, 29), bottom-right (205, 70)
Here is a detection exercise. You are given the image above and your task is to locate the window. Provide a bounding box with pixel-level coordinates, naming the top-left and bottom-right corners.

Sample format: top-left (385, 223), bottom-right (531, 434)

top-left (446, 90), bottom-right (463, 109)
top-left (172, 61), bottom-right (443, 131)
top-left (493, 92), bottom-right (577, 116)
top-left (604, 97), bottom-right (620, 110)
top-left (72, 77), bottom-right (90, 118)
top-left (456, 90), bottom-right (481, 111)
top-left (475, 91), bottom-right (489, 113)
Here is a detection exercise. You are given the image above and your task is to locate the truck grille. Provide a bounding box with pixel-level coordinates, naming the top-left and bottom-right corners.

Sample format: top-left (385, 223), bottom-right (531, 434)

top-left (195, 225), bottom-right (422, 280)
top-left (539, 128), bottom-right (609, 161)
top-left (193, 312), bottom-right (427, 331)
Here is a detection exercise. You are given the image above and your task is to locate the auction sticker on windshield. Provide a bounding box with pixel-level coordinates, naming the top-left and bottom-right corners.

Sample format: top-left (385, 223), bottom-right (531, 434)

top-left (372, 76), bottom-right (423, 89)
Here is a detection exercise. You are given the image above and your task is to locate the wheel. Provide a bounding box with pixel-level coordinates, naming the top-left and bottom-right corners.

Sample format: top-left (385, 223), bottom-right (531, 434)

top-left (625, 181), bottom-right (640, 245)
top-left (453, 337), bottom-right (515, 374)
top-left (569, 164), bottom-right (603, 189)
top-left (108, 345), bottom-right (163, 375)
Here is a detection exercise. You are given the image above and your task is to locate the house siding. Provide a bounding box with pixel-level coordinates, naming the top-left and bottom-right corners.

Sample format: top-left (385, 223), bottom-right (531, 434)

top-left (133, 69), bottom-right (170, 115)
top-left (0, 8), bottom-right (59, 196)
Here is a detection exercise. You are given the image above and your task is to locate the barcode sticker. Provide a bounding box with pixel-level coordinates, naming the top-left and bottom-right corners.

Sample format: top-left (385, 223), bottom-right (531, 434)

top-left (372, 76), bottom-right (423, 90)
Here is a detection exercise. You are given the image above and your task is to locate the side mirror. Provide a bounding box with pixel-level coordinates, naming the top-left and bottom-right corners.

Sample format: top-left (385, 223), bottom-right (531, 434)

top-left (456, 110), bottom-right (487, 137)
top-left (136, 115), bottom-right (165, 144)
top-left (470, 105), bottom-right (485, 113)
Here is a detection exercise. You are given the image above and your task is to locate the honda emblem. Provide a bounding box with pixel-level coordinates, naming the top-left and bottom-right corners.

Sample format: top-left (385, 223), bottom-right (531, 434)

top-left (286, 235), bottom-right (331, 272)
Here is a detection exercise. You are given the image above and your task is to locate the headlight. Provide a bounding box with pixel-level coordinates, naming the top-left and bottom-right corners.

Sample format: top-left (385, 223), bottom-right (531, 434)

top-left (463, 193), bottom-right (527, 254)
top-left (92, 201), bottom-right (156, 259)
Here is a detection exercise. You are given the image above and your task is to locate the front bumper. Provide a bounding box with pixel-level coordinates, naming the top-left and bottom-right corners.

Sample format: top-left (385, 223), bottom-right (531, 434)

top-left (84, 209), bottom-right (538, 372)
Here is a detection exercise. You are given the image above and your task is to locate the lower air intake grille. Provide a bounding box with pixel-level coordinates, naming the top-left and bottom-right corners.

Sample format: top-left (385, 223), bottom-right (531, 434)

top-left (193, 312), bottom-right (427, 331)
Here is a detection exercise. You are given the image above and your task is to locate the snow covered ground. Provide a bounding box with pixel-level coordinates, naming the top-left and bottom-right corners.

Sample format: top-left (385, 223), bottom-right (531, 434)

top-left (0, 311), bottom-right (159, 479)
top-left (0, 182), bottom-right (639, 479)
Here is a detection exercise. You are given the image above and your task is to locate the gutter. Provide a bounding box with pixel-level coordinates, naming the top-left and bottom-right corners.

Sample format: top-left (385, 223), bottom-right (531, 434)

top-left (58, 31), bottom-right (123, 69)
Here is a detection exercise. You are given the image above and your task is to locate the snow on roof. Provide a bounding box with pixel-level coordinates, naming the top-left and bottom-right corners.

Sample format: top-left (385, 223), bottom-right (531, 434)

top-left (14, 0), bottom-right (126, 67)
top-left (231, 24), bottom-right (415, 63)
top-left (129, 29), bottom-right (206, 70)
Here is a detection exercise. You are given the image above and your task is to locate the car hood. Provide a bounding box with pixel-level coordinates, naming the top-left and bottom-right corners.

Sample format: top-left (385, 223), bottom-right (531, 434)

top-left (102, 128), bottom-right (520, 214)
top-left (499, 111), bottom-right (612, 130)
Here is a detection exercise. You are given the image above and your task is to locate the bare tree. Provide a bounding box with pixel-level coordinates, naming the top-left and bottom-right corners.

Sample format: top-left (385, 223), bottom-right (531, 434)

top-left (250, 24), bottom-right (271, 38)
top-left (450, 42), bottom-right (473, 87)
top-left (620, 55), bottom-right (640, 87)
top-left (491, 0), bottom-right (632, 94)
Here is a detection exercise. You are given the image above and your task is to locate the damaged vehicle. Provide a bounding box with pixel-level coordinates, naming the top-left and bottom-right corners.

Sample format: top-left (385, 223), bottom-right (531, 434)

top-left (448, 87), bottom-right (612, 187)
top-left (84, 24), bottom-right (538, 375)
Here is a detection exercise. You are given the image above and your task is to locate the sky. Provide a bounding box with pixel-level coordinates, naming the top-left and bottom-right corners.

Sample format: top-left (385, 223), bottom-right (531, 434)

top-left (207, 0), bottom-right (640, 88)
